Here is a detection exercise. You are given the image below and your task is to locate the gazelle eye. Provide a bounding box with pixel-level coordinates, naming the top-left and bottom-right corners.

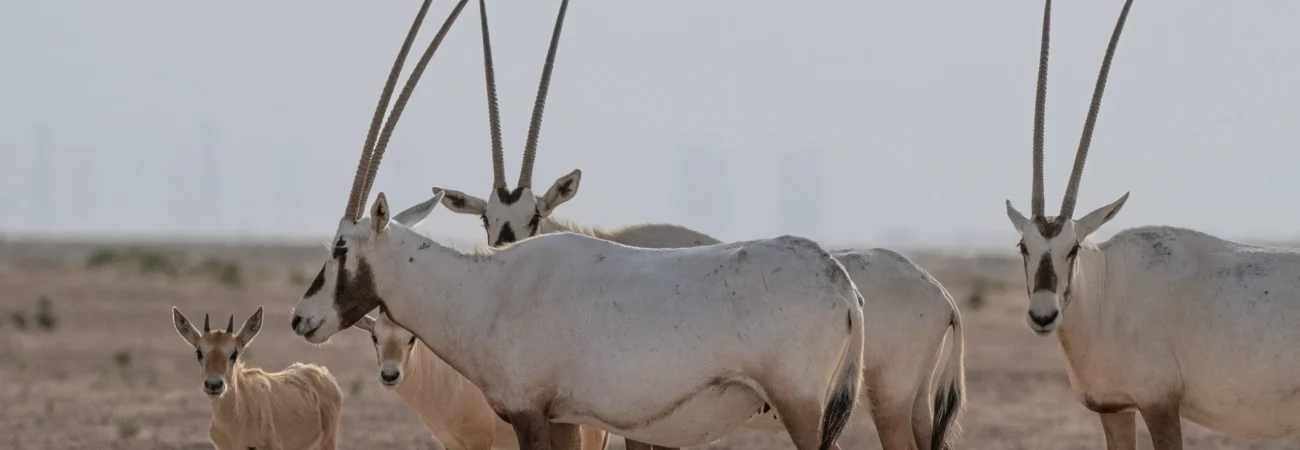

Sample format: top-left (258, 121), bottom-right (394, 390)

top-left (407, 336), bottom-right (417, 346)
top-left (195, 349), bottom-right (203, 361)
top-left (371, 335), bottom-right (379, 345)
top-left (1017, 242), bottom-right (1028, 255)
top-left (229, 351), bottom-right (239, 361)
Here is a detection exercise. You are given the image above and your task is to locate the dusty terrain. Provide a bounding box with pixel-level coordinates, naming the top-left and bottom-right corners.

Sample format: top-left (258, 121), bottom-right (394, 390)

top-left (1, 238), bottom-right (1297, 450)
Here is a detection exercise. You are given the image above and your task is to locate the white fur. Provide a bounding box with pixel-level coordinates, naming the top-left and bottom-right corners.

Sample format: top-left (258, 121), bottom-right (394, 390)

top-left (1009, 195), bottom-right (1300, 446)
top-left (291, 193), bottom-right (864, 450)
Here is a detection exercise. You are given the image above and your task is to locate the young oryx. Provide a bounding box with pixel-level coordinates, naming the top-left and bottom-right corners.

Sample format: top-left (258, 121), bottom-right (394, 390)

top-left (352, 310), bottom-right (608, 450)
top-left (424, 2), bottom-right (965, 450)
top-left (1008, 0), bottom-right (1300, 448)
top-left (172, 306), bottom-right (343, 450)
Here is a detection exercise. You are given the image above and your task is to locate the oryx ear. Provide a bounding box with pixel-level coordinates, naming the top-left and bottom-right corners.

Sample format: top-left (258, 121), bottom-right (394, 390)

top-left (1074, 192), bottom-right (1129, 239)
top-left (393, 193), bottom-right (441, 228)
top-left (235, 306), bottom-right (264, 348)
top-left (172, 307), bottom-right (201, 347)
top-left (353, 315), bottom-right (376, 333)
top-left (435, 188), bottom-right (487, 216)
top-left (1006, 200), bottom-right (1030, 235)
top-left (538, 169), bottom-right (582, 217)
top-left (372, 193), bottom-right (391, 235)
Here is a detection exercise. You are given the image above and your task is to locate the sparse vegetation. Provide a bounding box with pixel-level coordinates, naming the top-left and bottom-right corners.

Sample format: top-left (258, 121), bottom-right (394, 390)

top-left (85, 247), bottom-right (181, 277)
top-left (192, 257), bottom-right (244, 288)
top-left (289, 269), bottom-right (310, 286)
top-left (348, 378), bottom-right (365, 397)
top-left (35, 296), bottom-right (58, 331)
top-left (9, 310), bottom-right (29, 331)
top-left (113, 349), bottom-right (133, 369)
top-left (117, 419), bottom-right (140, 440)
top-left (966, 278), bottom-right (989, 311)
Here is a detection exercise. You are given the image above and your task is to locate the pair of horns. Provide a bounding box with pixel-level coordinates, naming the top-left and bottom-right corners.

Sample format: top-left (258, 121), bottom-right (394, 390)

top-left (479, 0), bottom-right (571, 190)
top-left (344, 0), bottom-right (471, 222)
top-left (203, 314), bottom-right (234, 334)
top-left (1030, 0), bottom-right (1135, 219)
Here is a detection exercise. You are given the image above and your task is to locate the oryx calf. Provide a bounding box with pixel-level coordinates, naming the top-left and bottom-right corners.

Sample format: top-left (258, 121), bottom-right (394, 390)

top-left (172, 306), bottom-right (343, 450)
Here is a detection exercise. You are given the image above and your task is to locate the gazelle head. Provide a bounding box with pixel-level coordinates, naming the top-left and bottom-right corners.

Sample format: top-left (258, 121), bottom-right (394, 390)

top-left (1005, 0), bottom-right (1135, 336)
top-left (172, 306), bottom-right (263, 397)
top-left (435, 0), bottom-right (578, 247)
top-left (353, 312), bottom-right (419, 389)
top-left (290, 0), bottom-right (466, 343)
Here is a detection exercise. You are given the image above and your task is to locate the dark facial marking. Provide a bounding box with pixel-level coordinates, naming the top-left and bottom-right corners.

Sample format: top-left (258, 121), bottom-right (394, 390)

top-left (527, 212), bottom-right (542, 236)
top-left (304, 266), bottom-right (326, 297)
top-left (333, 258), bottom-right (384, 329)
top-left (1033, 216), bottom-right (1067, 238)
top-left (494, 223), bottom-right (517, 246)
top-left (495, 186), bottom-right (527, 205)
top-left (1033, 255), bottom-right (1057, 293)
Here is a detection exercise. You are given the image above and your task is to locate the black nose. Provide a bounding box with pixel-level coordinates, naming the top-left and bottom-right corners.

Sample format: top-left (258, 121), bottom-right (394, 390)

top-left (1030, 311), bottom-right (1059, 327)
top-left (204, 379), bottom-right (224, 391)
top-left (381, 371), bottom-right (400, 383)
top-left (290, 315), bottom-right (302, 331)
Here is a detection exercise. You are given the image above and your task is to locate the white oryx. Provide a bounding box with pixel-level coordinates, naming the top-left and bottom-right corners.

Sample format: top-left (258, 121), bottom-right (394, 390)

top-left (424, 1), bottom-right (965, 449)
top-left (286, 1), bottom-right (864, 449)
top-left (1007, 1), bottom-right (1300, 448)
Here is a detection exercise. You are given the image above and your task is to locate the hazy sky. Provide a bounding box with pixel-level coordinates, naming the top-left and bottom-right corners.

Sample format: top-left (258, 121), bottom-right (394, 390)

top-left (1, 0), bottom-right (1297, 249)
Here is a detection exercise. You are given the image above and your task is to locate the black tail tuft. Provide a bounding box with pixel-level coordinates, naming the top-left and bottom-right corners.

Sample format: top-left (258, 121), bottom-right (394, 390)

top-left (930, 381), bottom-right (963, 450)
top-left (818, 364), bottom-right (857, 450)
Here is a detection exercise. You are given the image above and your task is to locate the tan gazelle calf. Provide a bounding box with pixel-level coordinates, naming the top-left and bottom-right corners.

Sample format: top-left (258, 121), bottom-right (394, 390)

top-left (354, 312), bottom-right (608, 450)
top-left (172, 306), bottom-right (343, 450)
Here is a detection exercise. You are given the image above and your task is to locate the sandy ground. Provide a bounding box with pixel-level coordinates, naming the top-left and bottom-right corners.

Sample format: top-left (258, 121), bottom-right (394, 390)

top-left (1, 239), bottom-right (1298, 450)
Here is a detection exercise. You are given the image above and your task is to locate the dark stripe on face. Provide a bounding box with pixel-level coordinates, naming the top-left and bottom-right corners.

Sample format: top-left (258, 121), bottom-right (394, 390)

top-left (1033, 216), bottom-right (1067, 238)
top-left (494, 223), bottom-right (517, 246)
top-left (334, 258), bottom-right (384, 330)
top-left (1033, 255), bottom-right (1057, 293)
top-left (495, 186), bottom-right (527, 205)
top-left (304, 266), bottom-right (326, 297)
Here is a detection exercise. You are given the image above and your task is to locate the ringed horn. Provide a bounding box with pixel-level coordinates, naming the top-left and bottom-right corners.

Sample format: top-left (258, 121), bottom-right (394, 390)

top-left (1029, 0), bottom-right (1136, 219)
top-left (343, 0), bottom-right (470, 221)
top-left (477, 0), bottom-right (573, 190)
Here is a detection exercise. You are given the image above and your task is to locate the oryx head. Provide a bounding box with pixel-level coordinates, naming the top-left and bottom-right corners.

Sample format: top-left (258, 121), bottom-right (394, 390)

top-left (1005, 0), bottom-right (1135, 335)
top-left (435, 0), bottom-right (579, 247)
top-left (353, 311), bottom-right (420, 389)
top-left (172, 306), bottom-right (263, 398)
top-left (291, 0), bottom-right (465, 344)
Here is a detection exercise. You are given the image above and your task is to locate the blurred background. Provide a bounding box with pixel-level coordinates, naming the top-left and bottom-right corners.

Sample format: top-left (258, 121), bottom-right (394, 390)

top-left (3, 1), bottom-right (1300, 449)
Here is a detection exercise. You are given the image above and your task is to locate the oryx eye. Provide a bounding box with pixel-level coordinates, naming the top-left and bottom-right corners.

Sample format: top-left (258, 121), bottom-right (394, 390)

top-left (229, 350), bottom-right (239, 361)
top-left (1067, 244), bottom-right (1081, 258)
top-left (480, 215), bottom-right (489, 229)
top-left (1017, 242), bottom-right (1028, 255)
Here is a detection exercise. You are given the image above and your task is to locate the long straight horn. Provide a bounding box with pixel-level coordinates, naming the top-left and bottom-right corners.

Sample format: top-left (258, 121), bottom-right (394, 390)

top-left (345, 0), bottom-right (436, 222)
top-left (1031, 0), bottom-right (1051, 217)
top-left (518, 0), bottom-right (572, 189)
top-left (1060, 0), bottom-right (1135, 218)
top-left (357, 0), bottom-right (471, 208)
top-left (478, 0), bottom-right (507, 189)
top-left (226, 315), bottom-right (234, 334)
top-left (204, 314), bottom-right (211, 333)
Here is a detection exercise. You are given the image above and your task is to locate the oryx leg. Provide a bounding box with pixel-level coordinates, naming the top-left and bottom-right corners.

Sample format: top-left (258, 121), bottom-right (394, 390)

top-left (549, 423), bottom-right (582, 450)
top-left (1138, 402), bottom-right (1183, 450)
top-left (866, 372), bottom-right (918, 450)
top-left (908, 367), bottom-right (936, 449)
top-left (624, 441), bottom-right (676, 450)
top-left (1098, 411), bottom-right (1136, 450)
top-left (508, 412), bottom-right (552, 450)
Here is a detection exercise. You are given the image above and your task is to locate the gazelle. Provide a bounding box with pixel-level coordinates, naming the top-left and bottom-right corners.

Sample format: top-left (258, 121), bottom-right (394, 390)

top-left (423, 1), bottom-right (965, 449)
top-left (172, 306), bottom-right (343, 450)
top-left (285, 0), bottom-right (864, 449)
top-left (1006, 1), bottom-right (1300, 448)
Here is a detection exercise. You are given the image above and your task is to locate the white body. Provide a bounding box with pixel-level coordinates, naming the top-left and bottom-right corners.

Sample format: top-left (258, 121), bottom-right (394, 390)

top-left (1058, 226), bottom-right (1300, 438)
top-left (291, 203), bottom-right (864, 450)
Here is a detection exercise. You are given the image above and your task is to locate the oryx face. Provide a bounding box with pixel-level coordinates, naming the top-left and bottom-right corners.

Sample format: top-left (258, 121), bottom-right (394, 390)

top-left (437, 169), bottom-right (582, 246)
top-left (1006, 195), bottom-right (1128, 335)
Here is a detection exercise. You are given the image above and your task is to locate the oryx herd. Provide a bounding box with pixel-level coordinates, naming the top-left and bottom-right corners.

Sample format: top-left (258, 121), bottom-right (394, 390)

top-left (164, 0), bottom-right (1300, 449)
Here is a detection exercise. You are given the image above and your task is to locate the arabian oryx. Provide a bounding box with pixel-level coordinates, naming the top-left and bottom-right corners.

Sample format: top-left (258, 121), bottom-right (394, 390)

top-left (1007, 0), bottom-right (1300, 448)
top-left (284, 0), bottom-right (864, 448)
top-left (172, 306), bottom-right (343, 450)
top-left (419, 1), bottom-right (964, 449)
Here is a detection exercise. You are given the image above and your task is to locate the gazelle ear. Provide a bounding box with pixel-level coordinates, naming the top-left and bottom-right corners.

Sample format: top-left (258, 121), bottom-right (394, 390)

top-left (1006, 200), bottom-right (1030, 235)
top-left (235, 306), bottom-right (264, 348)
top-left (1074, 192), bottom-right (1129, 239)
top-left (172, 307), bottom-right (201, 347)
top-left (538, 169), bottom-right (582, 217)
top-left (353, 315), bottom-right (376, 333)
top-left (435, 188), bottom-right (487, 216)
top-left (372, 193), bottom-right (391, 235)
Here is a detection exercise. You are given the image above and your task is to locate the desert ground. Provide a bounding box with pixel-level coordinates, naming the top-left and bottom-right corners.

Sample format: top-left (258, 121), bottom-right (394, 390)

top-left (1, 238), bottom-right (1297, 450)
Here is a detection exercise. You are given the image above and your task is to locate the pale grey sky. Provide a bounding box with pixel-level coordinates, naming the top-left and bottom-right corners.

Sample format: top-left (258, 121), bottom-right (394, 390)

top-left (1, 0), bottom-right (1297, 249)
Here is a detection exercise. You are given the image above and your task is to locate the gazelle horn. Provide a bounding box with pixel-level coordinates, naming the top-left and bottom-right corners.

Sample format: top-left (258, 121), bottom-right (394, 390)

top-left (345, 0), bottom-right (469, 221)
top-left (1060, 0), bottom-right (1135, 219)
top-left (518, 0), bottom-right (572, 189)
top-left (226, 315), bottom-right (234, 334)
top-left (204, 314), bottom-right (211, 333)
